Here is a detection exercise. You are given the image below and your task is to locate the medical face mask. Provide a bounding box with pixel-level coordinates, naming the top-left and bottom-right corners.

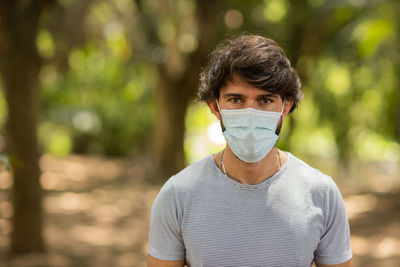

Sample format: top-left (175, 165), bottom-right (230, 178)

top-left (217, 100), bottom-right (285, 163)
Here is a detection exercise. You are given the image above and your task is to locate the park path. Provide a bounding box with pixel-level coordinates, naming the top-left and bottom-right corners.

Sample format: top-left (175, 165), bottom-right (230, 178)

top-left (0, 154), bottom-right (399, 266)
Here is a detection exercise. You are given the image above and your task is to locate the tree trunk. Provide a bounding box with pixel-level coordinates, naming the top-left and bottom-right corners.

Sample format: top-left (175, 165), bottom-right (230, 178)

top-left (153, 70), bottom-right (188, 177)
top-left (0, 0), bottom-right (45, 254)
top-left (153, 0), bottom-right (220, 179)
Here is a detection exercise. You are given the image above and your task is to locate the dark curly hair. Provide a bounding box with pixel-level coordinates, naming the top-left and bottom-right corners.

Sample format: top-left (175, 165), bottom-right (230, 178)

top-left (198, 34), bottom-right (303, 112)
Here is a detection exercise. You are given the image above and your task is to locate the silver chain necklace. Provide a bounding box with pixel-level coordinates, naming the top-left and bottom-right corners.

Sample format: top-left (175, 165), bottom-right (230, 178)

top-left (220, 149), bottom-right (227, 175)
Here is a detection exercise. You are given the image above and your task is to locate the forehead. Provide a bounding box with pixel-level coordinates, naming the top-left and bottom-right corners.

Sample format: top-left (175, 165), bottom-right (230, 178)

top-left (220, 74), bottom-right (278, 97)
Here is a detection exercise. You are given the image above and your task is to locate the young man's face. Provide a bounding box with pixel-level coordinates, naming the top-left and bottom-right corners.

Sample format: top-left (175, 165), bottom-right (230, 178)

top-left (208, 74), bottom-right (293, 122)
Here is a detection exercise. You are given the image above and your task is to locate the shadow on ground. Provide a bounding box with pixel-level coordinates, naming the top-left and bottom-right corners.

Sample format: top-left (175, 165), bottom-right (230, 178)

top-left (0, 154), bottom-right (399, 266)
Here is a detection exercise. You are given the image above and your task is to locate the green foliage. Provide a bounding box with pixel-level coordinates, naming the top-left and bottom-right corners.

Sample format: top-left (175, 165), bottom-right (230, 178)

top-left (36, 29), bottom-right (55, 58)
top-left (183, 0), bottom-right (400, 167)
top-left (3, 0), bottom-right (399, 168)
top-left (39, 122), bottom-right (72, 156)
top-left (0, 89), bottom-right (6, 128)
top-left (263, 0), bottom-right (288, 23)
top-left (40, 41), bottom-right (155, 156)
top-left (184, 102), bottom-right (225, 163)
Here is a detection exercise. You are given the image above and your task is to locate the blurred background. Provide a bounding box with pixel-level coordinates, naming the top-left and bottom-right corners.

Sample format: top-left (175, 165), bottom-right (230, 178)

top-left (0, 0), bottom-right (399, 266)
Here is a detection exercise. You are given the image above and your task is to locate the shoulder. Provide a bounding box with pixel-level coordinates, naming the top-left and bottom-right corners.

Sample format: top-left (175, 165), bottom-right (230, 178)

top-left (159, 154), bottom-right (216, 196)
top-left (283, 153), bottom-right (347, 225)
top-left (152, 155), bottom-right (216, 216)
top-left (284, 153), bottom-right (341, 199)
top-left (169, 154), bottom-right (215, 187)
top-left (286, 153), bottom-right (336, 186)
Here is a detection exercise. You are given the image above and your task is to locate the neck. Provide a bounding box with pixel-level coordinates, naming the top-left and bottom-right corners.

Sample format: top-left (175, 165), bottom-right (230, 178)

top-left (216, 146), bottom-right (285, 185)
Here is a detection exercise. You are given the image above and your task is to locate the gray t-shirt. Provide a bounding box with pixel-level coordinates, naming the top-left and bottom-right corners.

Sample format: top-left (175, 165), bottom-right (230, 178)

top-left (148, 152), bottom-right (352, 266)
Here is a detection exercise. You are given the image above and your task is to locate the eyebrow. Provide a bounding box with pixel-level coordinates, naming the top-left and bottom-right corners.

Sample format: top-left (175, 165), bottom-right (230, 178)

top-left (256, 93), bottom-right (279, 99)
top-left (222, 93), bottom-right (244, 99)
top-left (222, 93), bottom-right (279, 99)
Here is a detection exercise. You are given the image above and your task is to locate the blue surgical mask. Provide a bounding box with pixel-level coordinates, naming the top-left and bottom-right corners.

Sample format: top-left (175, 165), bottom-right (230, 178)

top-left (217, 100), bottom-right (285, 163)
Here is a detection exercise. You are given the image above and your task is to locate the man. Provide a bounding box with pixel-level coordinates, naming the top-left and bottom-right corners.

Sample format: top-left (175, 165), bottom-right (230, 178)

top-left (148, 35), bottom-right (353, 267)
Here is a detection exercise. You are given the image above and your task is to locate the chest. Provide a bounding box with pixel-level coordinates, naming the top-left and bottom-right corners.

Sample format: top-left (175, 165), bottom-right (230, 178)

top-left (181, 190), bottom-right (323, 266)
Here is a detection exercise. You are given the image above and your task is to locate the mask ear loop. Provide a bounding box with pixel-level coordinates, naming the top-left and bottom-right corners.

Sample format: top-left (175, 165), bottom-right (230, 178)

top-left (275, 100), bottom-right (285, 135)
top-left (280, 100), bottom-right (286, 114)
top-left (215, 99), bottom-right (228, 162)
top-left (216, 99), bottom-right (226, 132)
top-left (216, 99), bottom-right (221, 112)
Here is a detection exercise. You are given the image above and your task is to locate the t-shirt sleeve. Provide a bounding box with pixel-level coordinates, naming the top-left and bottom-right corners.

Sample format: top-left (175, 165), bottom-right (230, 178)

top-left (314, 180), bottom-right (353, 265)
top-left (148, 178), bottom-right (185, 261)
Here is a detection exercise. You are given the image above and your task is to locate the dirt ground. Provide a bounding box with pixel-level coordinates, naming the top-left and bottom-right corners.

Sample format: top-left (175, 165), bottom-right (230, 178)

top-left (0, 154), bottom-right (399, 267)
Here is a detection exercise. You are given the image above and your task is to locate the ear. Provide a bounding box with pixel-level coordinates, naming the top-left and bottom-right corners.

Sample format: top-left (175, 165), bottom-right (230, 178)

top-left (281, 100), bottom-right (294, 122)
top-left (207, 100), bottom-right (221, 120)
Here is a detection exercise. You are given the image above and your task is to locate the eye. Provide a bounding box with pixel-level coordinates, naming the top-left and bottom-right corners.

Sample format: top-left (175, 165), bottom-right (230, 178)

top-left (229, 97), bottom-right (241, 104)
top-left (260, 97), bottom-right (271, 104)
